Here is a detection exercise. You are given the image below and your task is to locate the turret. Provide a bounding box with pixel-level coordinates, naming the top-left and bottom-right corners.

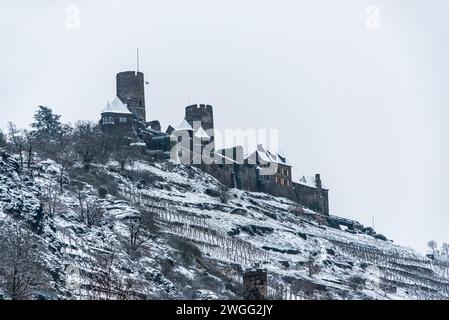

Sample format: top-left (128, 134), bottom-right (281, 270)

top-left (116, 71), bottom-right (146, 122)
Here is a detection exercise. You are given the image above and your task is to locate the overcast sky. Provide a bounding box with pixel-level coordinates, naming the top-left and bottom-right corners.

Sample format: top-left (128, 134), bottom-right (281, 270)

top-left (1, 0), bottom-right (448, 252)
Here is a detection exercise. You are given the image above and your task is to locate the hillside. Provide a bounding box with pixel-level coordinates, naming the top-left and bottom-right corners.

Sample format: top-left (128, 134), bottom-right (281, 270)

top-left (0, 148), bottom-right (448, 300)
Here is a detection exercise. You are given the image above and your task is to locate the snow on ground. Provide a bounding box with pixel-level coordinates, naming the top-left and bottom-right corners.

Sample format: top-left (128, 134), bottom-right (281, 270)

top-left (1, 151), bottom-right (448, 300)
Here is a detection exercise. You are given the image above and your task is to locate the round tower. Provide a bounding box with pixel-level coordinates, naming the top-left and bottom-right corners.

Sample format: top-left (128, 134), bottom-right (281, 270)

top-left (116, 71), bottom-right (146, 122)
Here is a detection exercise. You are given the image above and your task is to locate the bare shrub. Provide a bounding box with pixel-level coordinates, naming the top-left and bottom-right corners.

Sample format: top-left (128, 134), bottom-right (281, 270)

top-left (126, 219), bottom-right (146, 257)
top-left (168, 236), bottom-right (202, 265)
top-left (0, 223), bottom-right (49, 300)
top-left (219, 187), bottom-right (231, 204)
top-left (348, 275), bottom-right (366, 290)
top-left (306, 255), bottom-right (321, 277)
top-left (73, 121), bottom-right (101, 171)
top-left (86, 254), bottom-right (135, 300)
top-left (7, 122), bottom-right (25, 170)
top-left (77, 191), bottom-right (104, 227)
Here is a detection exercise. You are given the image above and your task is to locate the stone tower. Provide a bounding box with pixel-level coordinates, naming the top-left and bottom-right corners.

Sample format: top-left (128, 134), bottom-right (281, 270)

top-left (116, 71), bottom-right (146, 122)
top-left (243, 268), bottom-right (268, 300)
top-left (185, 104), bottom-right (214, 140)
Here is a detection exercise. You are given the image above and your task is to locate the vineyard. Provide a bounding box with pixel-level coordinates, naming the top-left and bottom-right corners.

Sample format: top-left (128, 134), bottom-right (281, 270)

top-left (120, 186), bottom-right (270, 269)
top-left (329, 239), bottom-right (449, 299)
top-left (117, 178), bottom-right (449, 300)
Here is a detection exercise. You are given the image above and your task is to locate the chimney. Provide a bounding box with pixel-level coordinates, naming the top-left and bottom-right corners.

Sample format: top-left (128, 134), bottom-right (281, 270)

top-left (315, 174), bottom-right (322, 190)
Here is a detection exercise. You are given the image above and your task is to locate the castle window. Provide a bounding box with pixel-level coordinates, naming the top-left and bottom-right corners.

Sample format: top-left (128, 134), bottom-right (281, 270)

top-left (119, 117), bottom-right (127, 123)
top-left (102, 116), bottom-right (114, 125)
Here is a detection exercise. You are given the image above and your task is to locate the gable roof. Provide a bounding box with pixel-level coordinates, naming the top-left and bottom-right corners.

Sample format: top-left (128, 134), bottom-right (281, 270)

top-left (194, 126), bottom-right (210, 139)
top-left (102, 97), bottom-right (132, 115)
top-left (246, 144), bottom-right (292, 167)
top-left (175, 119), bottom-right (193, 131)
top-left (297, 175), bottom-right (327, 189)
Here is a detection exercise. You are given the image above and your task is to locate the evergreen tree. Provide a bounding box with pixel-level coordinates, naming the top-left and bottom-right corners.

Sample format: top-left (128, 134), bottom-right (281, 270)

top-left (31, 106), bottom-right (62, 138)
top-left (31, 106), bottom-right (62, 156)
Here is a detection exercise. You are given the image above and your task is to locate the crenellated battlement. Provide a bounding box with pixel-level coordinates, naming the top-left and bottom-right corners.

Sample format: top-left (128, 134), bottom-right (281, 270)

top-left (185, 104), bottom-right (215, 133)
top-left (186, 104), bottom-right (213, 112)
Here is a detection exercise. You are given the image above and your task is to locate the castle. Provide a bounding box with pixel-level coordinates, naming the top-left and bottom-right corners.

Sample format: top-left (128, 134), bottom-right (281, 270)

top-left (100, 70), bottom-right (329, 215)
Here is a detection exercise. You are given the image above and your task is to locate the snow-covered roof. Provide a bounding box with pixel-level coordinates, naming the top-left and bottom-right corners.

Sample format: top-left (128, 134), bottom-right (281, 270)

top-left (174, 119), bottom-right (193, 132)
top-left (130, 142), bottom-right (146, 147)
top-left (297, 175), bottom-right (327, 189)
top-left (102, 97), bottom-right (132, 115)
top-left (194, 126), bottom-right (210, 139)
top-left (246, 144), bottom-right (292, 167)
top-left (214, 151), bottom-right (237, 164)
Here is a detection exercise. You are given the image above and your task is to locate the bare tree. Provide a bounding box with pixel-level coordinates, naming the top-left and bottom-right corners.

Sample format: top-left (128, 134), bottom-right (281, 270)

top-left (23, 129), bottom-right (36, 169)
top-left (55, 147), bottom-right (75, 193)
top-left (306, 255), bottom-right (321, 277)
top-left (40, 176), bottom-right (60, 217)
top-left (7, 122), bottom-right (25, 169)
top-left (219, 187), bottom-right (231, 204)
top-left (58, 153), bottom-right (74, 193)
top-left (73, 121), bottom-right (100, 171)
top-left (348, 275), bottom-right (366, 290)
top-left (442, 243), bottom-right (449, 257)
top-left (77, 191), bottom-right (104, 227)
top-left (127, 220), bottom-right (145, 256)
top-left (428, 240), bottom-right (438, 256)
top-left (102, 131), bottom-right (136, 171)
top-left (0, 223), bottom-right (48, 300)
top-left (86, 254), bottom-right (135, 300)
top-left (114, 146), bottom-right (138, 171)
top-left (0, 129), bottom-right (6, 148)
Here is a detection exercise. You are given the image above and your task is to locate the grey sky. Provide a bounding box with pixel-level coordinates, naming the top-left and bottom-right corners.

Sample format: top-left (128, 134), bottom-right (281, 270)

top-left (1, 0), bottom-right (448, 252)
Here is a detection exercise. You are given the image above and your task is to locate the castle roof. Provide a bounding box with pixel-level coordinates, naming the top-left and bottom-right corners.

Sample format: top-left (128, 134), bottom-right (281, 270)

top-left (194, 126), bottom-right (210, 139)
top-left (175, 119), bottom-right (193, 132)
top-left (102, 97), bottom-right (132, 115)
top-left (297, 175), bottom-right (328, 189)
top-left (247, 144), bottom-right (292, 167)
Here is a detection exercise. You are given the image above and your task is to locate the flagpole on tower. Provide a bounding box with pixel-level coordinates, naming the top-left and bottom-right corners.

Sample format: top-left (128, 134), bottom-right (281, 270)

top-left (137, 48), bottom-right (140, 73)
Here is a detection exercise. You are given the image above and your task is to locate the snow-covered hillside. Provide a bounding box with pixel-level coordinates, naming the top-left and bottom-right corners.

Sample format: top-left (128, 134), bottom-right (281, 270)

top-left (1, 148), bottom-right (448, 300)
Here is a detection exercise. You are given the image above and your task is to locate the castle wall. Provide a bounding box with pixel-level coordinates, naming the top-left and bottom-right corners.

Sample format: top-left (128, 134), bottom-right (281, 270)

top-left (200, 162), bottom-right (330, 215)
top-left (235, 164), bottom-right (258, 192)
top-left (259, 178), bottom-right (297, 201)
top-left (117, 71), bottom-right (146, 122)
top-left (199, 163), bottom-right (235, 188)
